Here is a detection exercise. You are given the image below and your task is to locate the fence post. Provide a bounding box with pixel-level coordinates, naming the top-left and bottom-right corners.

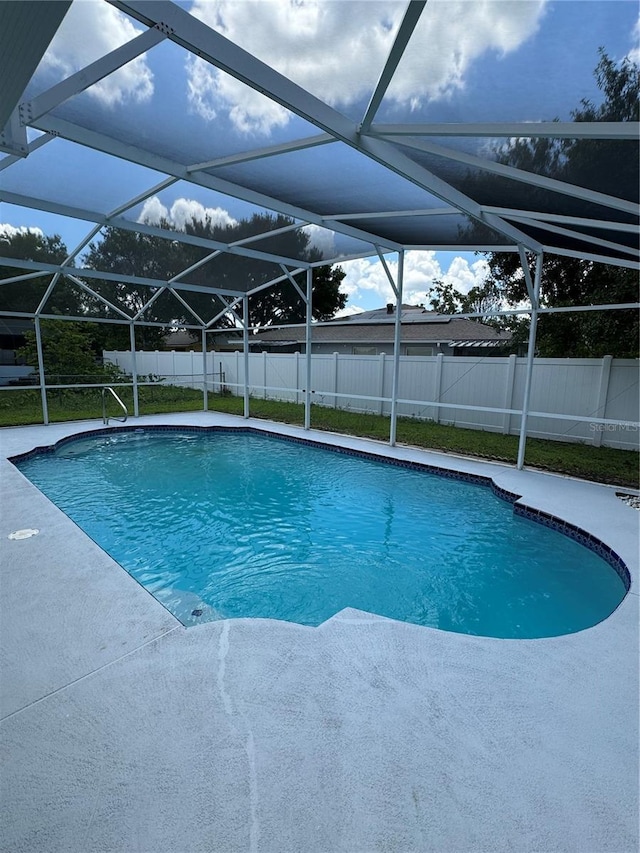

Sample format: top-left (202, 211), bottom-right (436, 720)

top-left (202, 330), bottom-right (208, 411)
top-left (262, 351), bottom-right (268, 399)
top-left (433, 353), bottom-right (443, 423)
top-left (389, 249), bottom-right (404, 447)
top-left (304, 268), bottom-right (312, 430)
top-left (378, 353), bottom-right (385, 414)
top-left (517, 252), bottom-right (543, 470)
top-left (592, 355), bottom-right (613, 447)
top-left (333, 352), bottom-right (339, 409)
top-left (235, 350), bottom-right (240, 398)
top-left (295, 351), bottom-right (301, 405)
top-left (502, 354), bottom-right (517, 434)
top-left (129, 324), bottom-right (139, 417)
top-left (243, 295), bottom-right (250, 418)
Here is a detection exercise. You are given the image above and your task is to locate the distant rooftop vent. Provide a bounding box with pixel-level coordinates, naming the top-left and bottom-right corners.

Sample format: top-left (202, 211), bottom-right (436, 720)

top-left (386, 303), bottom-right (394, 314)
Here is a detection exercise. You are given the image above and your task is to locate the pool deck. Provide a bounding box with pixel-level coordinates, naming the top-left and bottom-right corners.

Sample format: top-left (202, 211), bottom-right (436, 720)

top-left (1, 412), bottom-right (638, 853)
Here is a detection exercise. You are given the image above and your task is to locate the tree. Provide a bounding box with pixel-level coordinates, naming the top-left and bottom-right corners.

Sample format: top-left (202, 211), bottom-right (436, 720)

top-left (0, 229), bottom-right (80, 315)
top-left (486, 253), bottom-right (638, 357)
top-left (483, 50), bottom-right (640, 357)
top-left (83, 213), bottom-right (347, 338)
top-left (427, 278), bottom-right (526, 353)
top-left (175, 212), bottom-right (347, 326)
top-left (18, 319), bottom-right (124, 384)
top-left (427, 278), bottom-right (502, 326)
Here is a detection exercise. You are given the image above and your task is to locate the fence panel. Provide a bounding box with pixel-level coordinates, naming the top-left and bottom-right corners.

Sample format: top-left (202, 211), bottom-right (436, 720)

top-left (103, 350), bottom-right (639, 450)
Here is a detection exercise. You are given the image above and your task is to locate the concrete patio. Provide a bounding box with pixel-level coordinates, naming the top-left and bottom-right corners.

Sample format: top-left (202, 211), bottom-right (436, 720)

top-left (1, 412), bottom-right (638, 853)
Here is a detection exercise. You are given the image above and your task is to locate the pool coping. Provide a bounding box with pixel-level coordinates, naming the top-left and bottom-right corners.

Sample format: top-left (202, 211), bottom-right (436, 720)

top-left (1, 411), bottom-right (638, 853)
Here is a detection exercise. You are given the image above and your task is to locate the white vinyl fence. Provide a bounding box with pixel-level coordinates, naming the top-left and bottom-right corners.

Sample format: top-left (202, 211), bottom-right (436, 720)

top-left (104, 350), bottom-right (639, 451)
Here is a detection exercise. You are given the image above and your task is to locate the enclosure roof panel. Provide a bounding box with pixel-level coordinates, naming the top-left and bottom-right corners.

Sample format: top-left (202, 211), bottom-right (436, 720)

top-left (0, 0), bottom-right (638, 302)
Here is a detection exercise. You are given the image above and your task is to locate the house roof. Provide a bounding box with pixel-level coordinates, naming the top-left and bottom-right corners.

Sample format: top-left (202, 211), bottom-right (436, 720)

top-left (252, 306), bottom-right (511, 347)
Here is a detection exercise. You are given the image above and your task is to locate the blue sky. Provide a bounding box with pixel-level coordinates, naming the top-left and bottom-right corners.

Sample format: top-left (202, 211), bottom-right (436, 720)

top-left (1, 0), bottom-right (638, 313)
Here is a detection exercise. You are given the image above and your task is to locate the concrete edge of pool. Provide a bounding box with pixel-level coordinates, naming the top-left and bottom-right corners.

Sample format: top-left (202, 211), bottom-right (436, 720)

top-left (1, 412), bottom-right (638, 853)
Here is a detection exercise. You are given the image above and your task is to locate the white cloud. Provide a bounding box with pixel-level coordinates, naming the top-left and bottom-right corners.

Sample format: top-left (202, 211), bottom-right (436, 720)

top-left (187, 57), bottom-right (291, 134)
top-left (38, 1), bottom-right (154, 107)
top-left (0, 224), bottom-right (44, 239)
top-left (137, 197), bottom-right (169, 225)
top-left (138, 197), bottom-right (238, 231)
top-left (302, 224), bottom-right (336, 257)
top-left (340, 251), bottom-right (489, 309)
top-left (187, 0), bottom-right (546, 133)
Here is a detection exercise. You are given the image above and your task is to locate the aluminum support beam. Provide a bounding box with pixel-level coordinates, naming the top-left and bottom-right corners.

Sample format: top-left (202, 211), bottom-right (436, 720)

top-left (0, 271), bottom-right (46, 287)
top-left (326, 207), bottom-right (458, 220)
top-left (304, 269), bottom-right (312, 431)
top-left (129, 323), bottom-right (139, 417)
top-left (206, 296), bottom-right (244, 329)
top-left (389, 250), bottom-right (404, 447)
top-left (518, 245), bottom-right (536, 305)
top-left (169, 251), bottom-right (221, 284)
top-left (34, 316), bottom-right (48, 425)
top-left (483, 208), bottom-right (640, 233)
top-left (21, 27), bottom-right (167, 124)
top-left (507, 216), bottom-right (640, 259)
top-left (0, 190), bottom-right (314, 270)
top-left (279, 265), bottom-right (307, 305)
top-left (245, 268), bottom-right (306, 299)
top-left (0, 131), bottom-right (54, 173)
top-left (0, 109), bottom-right (27, 157)
top-left (2, 310), bottom-right (202, 330)
top-left (359, 1), bottom-right (426, 133)
top-left (0, 255), bottom-right (258, 300)
top-left (517, 253), bottom-right (543, 470)
top-left (133, 287), bottom-right (167, 321)
top-left (65, 273), bottom-right (133, 320)
top-left (109, 0), bottom-right (542, 253)
top-left (385, 136), bottom-right (639, 217)
top-left (242, 295), bottom-right (250, 419)
top-left (31, 113), bottom-right (400, 254)
top-left (542, 246), bottom-right (640, 270)
top-left (371, 122), bottom-right (640, 140)
top-left (188, 134), bottom-right (334, 172)
top-left (202, 329), bottom-right (208, 411)
top-left (354, 136), bottom-right (543, 253)
top-left (375, 247), bottom-right (398, 292)
top-left (169, 288), bottom-right (207, 327)
top-left (35, 274), bottom-right (60, 315)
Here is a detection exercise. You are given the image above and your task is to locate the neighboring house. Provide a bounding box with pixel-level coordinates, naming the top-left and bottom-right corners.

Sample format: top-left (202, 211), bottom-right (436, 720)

top-left (0, 317), bottom-right (35, 385)
top-left (247, 304), bottom-right (512, 356)
top-left (162, 329), bottom-right (243, 352)
top-left (162, 329), bottom-right (202, 351)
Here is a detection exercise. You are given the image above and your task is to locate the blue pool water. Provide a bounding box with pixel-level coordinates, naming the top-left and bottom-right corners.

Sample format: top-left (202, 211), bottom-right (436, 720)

top-left (15, 429), bottom-right (627, 637)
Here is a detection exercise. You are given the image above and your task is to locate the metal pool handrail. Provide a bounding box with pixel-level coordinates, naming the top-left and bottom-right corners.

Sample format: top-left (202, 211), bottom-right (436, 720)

top-left (101, 386), bottom-right (128, 425)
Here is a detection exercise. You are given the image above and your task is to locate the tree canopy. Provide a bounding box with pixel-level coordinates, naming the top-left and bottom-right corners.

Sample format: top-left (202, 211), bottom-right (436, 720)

top-left (429, 50), bottom-right (639, 358)
top-left (0, 229), bottom-right (78, 315)
top-left (18, 319), bottom-right (124, 384)
top-left (83, 213), bottom-right (347, 342)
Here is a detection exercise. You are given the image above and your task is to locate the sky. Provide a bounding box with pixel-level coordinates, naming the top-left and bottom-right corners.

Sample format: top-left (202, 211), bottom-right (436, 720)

top-left (1, 0), bottom-right (638, 314)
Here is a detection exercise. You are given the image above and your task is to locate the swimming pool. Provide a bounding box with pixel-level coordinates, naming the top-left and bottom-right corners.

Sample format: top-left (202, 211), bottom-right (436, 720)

top-left (13, 426), bottom-right (628, 638)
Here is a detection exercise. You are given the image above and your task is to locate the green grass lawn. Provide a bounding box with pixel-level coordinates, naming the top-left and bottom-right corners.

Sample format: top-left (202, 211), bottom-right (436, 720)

top-left (207, 394), bottom-right (639, 488)
top-left (1, 385), bottom-right (637, 488)
top-left (0, 385), bottom-right (205, 427)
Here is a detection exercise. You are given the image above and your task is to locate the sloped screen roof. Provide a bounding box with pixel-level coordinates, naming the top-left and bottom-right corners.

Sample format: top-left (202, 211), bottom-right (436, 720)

top-left (0, 0), bottom-right (638, 302)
